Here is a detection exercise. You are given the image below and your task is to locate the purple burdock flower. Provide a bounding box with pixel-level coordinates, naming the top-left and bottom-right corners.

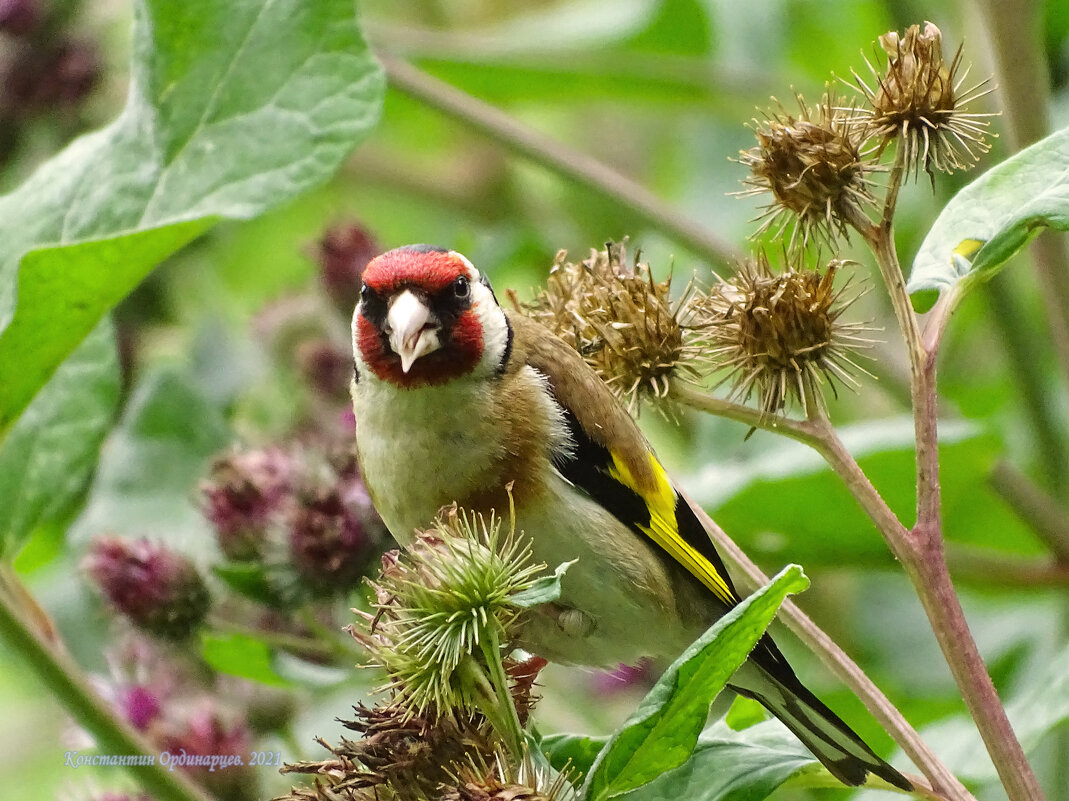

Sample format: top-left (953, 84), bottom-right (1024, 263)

top-left (84, 537), bottom-right (211, 640)
top-left (158, 705), bottom-right (258, 801)
top-left (590, 659), bottom-right (655, 695)
top-left (314, 221), bottom-right (378, 313)
top-left (288, 485), bottom-right (370, 596)
top-left (282, 449), bottom-right (382, 594)
top-left (285, 449), bottom-right (380, 597)
top-left (120, 684), bottom-right (162, 731)
top-left (201, 447), bottom-right (293, 560)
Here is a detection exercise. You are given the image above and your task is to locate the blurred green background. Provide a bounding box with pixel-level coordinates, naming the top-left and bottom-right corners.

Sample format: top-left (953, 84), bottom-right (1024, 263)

top-left (2, 0), bottom-right (1069, 799)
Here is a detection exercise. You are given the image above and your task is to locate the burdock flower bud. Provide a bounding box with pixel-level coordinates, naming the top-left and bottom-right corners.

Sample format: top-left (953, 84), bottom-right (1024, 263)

top-left (285, 449), bottom-right (377, 595)
top-left (521, 242), bottom-right (706, 415)
top-left (201, 447), bottom-right (293, 560)
top-left (241, 683), bottom-right (297, 736)
top-left (352, 503), bottom-right (543, 718)
top-left (120, 684), bottom-right (162, 731)
top-left (158, 706), bottom-right (258, 801)
top-left (84, 538), bottom-right (211, 640)
top-left (314, 221), bottom-right (379, 313)
top-left (736, 93), bottom-right (877, 248)
top-left (4, 38), bottom-right (101, 113)
top-left (287, 481), bottom-right (371, 595)
top-left (295, 337), bottom-right (353, 400)
top-left (700, 253), bottom-right (874, 416)
top-left (0, 0), bottom-right (40, 36)
top-left (852, 22), bottom-right (993, 179)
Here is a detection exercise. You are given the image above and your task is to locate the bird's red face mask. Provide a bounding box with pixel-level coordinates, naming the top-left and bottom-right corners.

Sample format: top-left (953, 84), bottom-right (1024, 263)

top-left (353, 246), bottom-right (508, 389)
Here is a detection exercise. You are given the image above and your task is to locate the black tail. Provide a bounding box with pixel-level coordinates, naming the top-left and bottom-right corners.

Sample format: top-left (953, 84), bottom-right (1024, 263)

top-left (730, 646), bottom-right (912, 790)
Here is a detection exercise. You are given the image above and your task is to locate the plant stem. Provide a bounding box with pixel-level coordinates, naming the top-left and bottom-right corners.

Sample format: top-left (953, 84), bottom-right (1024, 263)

top-left (0, 567), bottom-right (214, 801)
top-left (853, 174), bottom-right (1047, 800)
top-left (479, 624), bottom-right (525, 758)
top-left (736, 400), bottom-right (1043, 801)
top-left (674, 380), bottom-right (1049, 798)
top-left (668, 383), bottom-right (822, 448)
top-left (679, 493), bottom-right (972, 801)
top-left (846, 161), bottom-right (925, 369)
top-left (911, 353), bottom-right (1045, 801)
top-left (906, 537), bottom-right (1045, 801)
top-left (207, 615), bottom-right (353, 663)
top-left (379, 54), bottom-right (739, 269)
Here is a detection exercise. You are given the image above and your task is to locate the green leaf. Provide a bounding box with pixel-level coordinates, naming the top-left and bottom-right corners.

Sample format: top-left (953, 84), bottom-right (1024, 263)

top-left (617, 719), bottom-right (818, 801)
top-left (511, 559), bottom-right (576, 608)
top-left (583, 565), bottom-right (809, 801)
top-left (539, 732), bottom-right (610, 778)
top-left (908, 124), bottom-right (1069, 312)
top-left (201, 631), bottom-right (293, 687)
top-left (0, 0), bottom-right (385, 432)
top-left (0, 321), bottom-right (119, 556)
top-left (69, 367), bottom-right (230, 551)
top-left (724, 695), bottom-right (768, 731)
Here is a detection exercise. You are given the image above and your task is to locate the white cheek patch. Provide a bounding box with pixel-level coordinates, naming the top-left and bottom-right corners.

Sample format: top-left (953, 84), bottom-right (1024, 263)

top-left (468, 280), bottom-right (511, 376)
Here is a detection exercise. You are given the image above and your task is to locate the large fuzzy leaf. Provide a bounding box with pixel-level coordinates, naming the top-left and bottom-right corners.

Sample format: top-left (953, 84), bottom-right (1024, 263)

top-left (908, 125), bottom-right (1069, 312)
top-left (0, 0), bottom-right (384, 433)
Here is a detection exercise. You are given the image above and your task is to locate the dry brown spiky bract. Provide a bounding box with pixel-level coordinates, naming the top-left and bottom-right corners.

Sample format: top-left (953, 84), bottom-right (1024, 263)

top-left (736, 93), bottom-right (877, 249)
top-left (699, 253), bottom-right (875, 416)
top-left (852, 21), bottom-right (993, 179)
top-left (522, 241), bottom-right (707, 415)
top-left (441, 750), bottom-right (576, 801)
top-left (274, 702), bottom-right (498, 801)
top-left (274, 705), bottom-right (575, 801)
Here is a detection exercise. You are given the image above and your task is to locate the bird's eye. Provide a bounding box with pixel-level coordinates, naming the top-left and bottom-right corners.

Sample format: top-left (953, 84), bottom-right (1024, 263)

top-left (453, 275), bottom-right (470, 299)
top-left (359, 283), bottom-right (370, 303)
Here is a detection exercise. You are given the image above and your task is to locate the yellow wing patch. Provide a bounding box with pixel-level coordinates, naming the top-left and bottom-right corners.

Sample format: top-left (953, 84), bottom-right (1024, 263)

top-left (607, 450), bottom-right (737, 607)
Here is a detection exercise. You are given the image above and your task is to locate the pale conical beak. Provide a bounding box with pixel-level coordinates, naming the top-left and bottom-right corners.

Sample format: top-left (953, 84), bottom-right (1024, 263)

top-left (387, 290), bottom-right (441, 373)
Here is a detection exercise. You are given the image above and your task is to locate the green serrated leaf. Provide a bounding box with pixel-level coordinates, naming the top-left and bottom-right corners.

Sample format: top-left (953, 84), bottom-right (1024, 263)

top-left (539, 732), bottom-right (610, 778)
top-left (908, 124), bottom-right (1069, 310)
top-left (0, 0), bottom-right (385, 433)
top-left (618, 718), bottom-right (817, 801)
top-left (511, 559), bottom-right (576, 608)
top-left (201, 631), bottom-right (292, 687)
top-left (583, 565), bottom-right (809, 801)
top-left (0, 321), bottom-right (119, 556)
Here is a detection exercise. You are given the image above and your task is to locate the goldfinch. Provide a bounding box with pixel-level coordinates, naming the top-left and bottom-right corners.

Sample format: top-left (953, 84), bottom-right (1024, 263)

top-left (350, 244), bottom-right (911, 790)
